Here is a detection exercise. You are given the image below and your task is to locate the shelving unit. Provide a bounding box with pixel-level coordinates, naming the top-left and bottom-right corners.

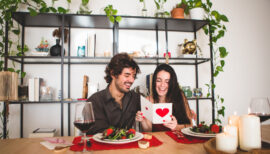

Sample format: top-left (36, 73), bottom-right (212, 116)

top-left (3, 12), bottom-right (214, 139)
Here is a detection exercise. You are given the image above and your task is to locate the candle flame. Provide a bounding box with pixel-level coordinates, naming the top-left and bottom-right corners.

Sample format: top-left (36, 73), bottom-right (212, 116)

top-left (248, 107), bottom-right (251, 114)
top-left (233, 111), bottom-right (237, 115)
top-left (229, 119), bottom-right (232, 125)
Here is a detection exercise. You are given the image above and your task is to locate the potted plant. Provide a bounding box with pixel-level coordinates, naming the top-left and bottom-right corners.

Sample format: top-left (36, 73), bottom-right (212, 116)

top-left (186, 0), bottom-right (206, 20)
top-left (171, 0), bottom-right (187, 19)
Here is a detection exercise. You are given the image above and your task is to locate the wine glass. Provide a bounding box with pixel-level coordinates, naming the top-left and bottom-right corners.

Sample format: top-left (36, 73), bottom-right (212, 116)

top-left (249, 97), bottom-right (270, 122)
top-left (74, 102), bottom-right (95, 152)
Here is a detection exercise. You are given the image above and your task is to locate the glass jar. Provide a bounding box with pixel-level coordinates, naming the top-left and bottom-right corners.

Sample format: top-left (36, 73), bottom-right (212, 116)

top-left (182, 86), bottom-right (192, 98)
top-left (193, 88), bottom-right (203, 97)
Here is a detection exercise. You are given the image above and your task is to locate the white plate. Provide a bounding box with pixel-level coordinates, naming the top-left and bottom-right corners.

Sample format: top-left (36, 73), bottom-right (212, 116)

top-left (181, 127), bottom-right (216, 138)
top-left (92, 132), bottom-right (144, 144)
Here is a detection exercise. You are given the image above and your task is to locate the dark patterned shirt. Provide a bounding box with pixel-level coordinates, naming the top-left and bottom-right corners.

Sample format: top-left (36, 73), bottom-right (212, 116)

top-left (86, 87), bottom-right (140, 134)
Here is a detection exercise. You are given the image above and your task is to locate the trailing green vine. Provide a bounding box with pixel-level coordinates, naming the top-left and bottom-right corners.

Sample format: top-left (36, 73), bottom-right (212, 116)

top-left (185, 0), bottom-right (228, 124)
top-left (178, 0), bottom-right (229, 124)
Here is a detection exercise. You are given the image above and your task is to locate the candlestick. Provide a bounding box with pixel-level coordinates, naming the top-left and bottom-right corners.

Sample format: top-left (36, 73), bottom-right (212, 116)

top-left (216, 132), bottom-right (237, 153)
top-left (239, 115), bottom-right (261, 151)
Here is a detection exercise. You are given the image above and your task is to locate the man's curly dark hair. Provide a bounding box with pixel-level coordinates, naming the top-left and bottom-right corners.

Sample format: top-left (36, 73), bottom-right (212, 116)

top-left (104, 53), bottom-right (140, 84)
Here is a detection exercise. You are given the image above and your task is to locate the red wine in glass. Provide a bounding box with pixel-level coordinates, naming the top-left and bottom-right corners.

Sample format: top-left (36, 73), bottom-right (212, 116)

top-left (74, 121), bottom-right (95, 133)
top-left (249, 113), bottom-right (270, 123)
top-left (250, 97), bottom-right (270, 123)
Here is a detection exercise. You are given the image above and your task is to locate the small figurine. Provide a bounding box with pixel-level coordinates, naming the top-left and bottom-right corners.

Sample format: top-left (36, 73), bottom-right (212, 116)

top-left (179, 39), bottom-right (197, 55)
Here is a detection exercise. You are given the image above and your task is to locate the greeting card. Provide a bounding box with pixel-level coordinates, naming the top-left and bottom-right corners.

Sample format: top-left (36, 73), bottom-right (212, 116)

top-left (140, 96), bottom-right (172, 124)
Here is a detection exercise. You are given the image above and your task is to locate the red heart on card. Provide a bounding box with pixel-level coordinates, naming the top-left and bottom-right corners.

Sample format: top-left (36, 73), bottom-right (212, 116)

top-left (156, 108), bottom-right (169, 117)
top-left (145, 107), bottom-right (148, 110)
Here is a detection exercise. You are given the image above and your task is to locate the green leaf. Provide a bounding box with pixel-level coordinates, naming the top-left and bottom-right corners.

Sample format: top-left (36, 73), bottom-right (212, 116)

top-left (139, 0), bottom-right (144, 2)
top-left (221, 98), bottom-right (224, 103)
top-left (211, 10), bottom-right (219, 19)
top-left (207, 93), bottom-right (210, 98)
top-left (220, 60), bottom-right (225, 67)
top-left (12, 29), bottom-right (20, 35)
top-left (7, 68), bottom-right (15, 72)
top-left (213, 71), bottom-right (219, 77)
top-left (115, 16), bottom-right (122, 23)
top-left (112, 10), bottom-right (117, 15)
top-left (205, 84), bottom-right (209, 87)
top-left (28, 8), bottom-right (38, 16)
top-left (195, 1), bottom-right (202, 7)
top-left (49, 7), bottom-right (57, 13)
top-left (216, 66), bottom-right (223, 72)
top-left (220, 15), bottom-right (229, 22)
top-left (203, 27), bottom-right (208, 35)
top-left (215, 119), bottom-right (221, 124)
top-left (82, 0), bottom-right (89, 6)
top-left (219, 47), bottom-right (228, 58)
top-left (21, 72), bottom-right (26, 78)
top-left (67, 0), bottom-right (71, 3)
top-left (109, 16), bottom-right (115, 23)
top-left (58, 7), bottom-right (67, 14)
top-left (212, 84), bottom-right (216, 89)
top-left (154, 0), bottom-right (160, 10)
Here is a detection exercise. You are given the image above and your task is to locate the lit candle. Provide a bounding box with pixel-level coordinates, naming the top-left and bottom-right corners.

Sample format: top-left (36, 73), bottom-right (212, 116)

top-left (239, 114), bottom-right (261, 151)
top-left (228, 112), bottom-right (240, 128)
top-left (216, 132), bottom-right (237, 153)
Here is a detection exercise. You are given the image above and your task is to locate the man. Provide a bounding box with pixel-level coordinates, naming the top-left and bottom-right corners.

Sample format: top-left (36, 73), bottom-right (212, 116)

top-left (87, 53), bottom-right (141, 134)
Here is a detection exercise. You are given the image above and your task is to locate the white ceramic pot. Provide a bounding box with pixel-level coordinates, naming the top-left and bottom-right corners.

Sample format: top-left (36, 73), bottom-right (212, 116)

top-left (190, 8), bottom-right (205, 20)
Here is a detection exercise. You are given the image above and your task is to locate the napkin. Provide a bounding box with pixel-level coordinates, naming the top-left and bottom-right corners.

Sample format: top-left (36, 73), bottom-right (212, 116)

top-left (41, 138), bottom-right (73, 150)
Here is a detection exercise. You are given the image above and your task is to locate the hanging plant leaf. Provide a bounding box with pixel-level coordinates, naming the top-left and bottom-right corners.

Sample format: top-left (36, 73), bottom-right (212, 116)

top-left (27, 7), bottom-right (38, 16)
top-left (115, 16), bottom-right (122, 23)
top-left (220, 15), bottom-right (229, 22)
top-left (219, 47), bottom-right (228, 58)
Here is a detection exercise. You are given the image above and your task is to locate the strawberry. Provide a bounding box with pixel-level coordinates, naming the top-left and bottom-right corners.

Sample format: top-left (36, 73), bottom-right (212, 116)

top-left (106, 128), bottom-right (114, 136)
top-left (198, 124), bottom-right (203, 128)
top-left (210, 124), bottom-right (220, 133)
top-left (128, 128), bottom-right (136, 135)
top-left (121, 136), bottom-right (127, 139)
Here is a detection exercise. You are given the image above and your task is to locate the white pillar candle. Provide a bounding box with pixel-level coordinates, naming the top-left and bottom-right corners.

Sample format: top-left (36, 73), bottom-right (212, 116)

top-left (224, 125), bottom-right (238, 146)
top-left (216, 132), bottom-right (237, 153)
top-left (239, 115), bottom-right (261, 151)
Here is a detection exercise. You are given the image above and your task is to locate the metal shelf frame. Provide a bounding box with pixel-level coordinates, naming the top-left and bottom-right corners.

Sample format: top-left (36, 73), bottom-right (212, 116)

top-left (3, 12), bottom-right (214, 139)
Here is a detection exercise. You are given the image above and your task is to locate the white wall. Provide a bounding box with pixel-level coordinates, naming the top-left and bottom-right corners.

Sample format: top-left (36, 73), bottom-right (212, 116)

top-left (2, 0), bottom-right (270, 138)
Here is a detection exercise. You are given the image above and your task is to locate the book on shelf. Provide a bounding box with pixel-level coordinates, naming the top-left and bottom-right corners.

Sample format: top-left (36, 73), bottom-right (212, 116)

top-left (28, 128), bottom-right (56, 138)
top-left (85, 33), bottom-right (96, 57)
top-left (28, 77), bottom-right (45, 101)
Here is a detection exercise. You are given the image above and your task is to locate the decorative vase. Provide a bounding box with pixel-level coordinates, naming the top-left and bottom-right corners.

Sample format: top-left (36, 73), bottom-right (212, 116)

top-left (141, 1), bottom-right (147, 17)
top-left (50, 39), bottom-right (65, 56)
top-left (155, 1), bottom-right (165, 18)
top-left (190, 8), bottom-right (205, 20)
top-left (171, 8), bottom-right (184, 19)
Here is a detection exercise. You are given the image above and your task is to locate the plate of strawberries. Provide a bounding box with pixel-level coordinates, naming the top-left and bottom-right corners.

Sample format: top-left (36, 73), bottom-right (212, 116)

top-left (181, 122), bottom-right (222, 138)
top-left (93, 127), bottom-right (143, 144)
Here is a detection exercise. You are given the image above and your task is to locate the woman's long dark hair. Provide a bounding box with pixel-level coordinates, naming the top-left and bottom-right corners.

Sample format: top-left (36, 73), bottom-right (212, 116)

top-left (152, 64), bottom-right (190, 124)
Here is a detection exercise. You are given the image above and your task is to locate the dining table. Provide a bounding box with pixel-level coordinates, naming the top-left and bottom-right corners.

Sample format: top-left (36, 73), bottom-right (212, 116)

top-left (0, 125), bottom-right (269, 154)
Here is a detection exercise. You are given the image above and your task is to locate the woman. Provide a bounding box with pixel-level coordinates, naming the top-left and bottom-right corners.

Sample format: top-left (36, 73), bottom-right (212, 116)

top-left (136, 64), bottom-right (194, 131)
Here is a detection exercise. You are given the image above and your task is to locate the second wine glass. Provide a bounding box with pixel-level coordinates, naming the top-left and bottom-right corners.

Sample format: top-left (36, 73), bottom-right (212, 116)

top-left (249, 97), bottom-right (270, 122)
top-left (74, 101), bottom-right (95, 152)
